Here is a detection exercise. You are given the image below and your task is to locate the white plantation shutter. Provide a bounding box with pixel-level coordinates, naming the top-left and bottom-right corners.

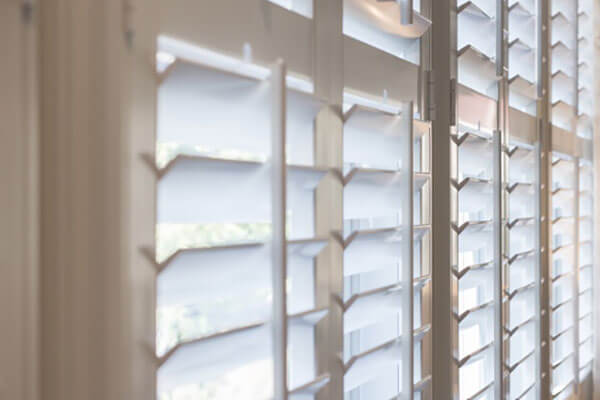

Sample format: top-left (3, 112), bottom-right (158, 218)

top-left (152, 1), bottom-right (432, 400)
top-left (8, 0), bottom-right (600, 399)
top-left (340, 2), bottom-right (433, 398)
top-left (550, 154), bottom-right (578, 399)
top-left (577, 0), bottom-right (595, 385)
top-left (505, 1), bottom-right (543, 399)
top-left (449, 0), bottom-right (597, 399)
top-left (578, 159), bottom-right (594, 381)
top-left (548, 0), bottom-right (584, 397)
top-left (504, 137), bottom-right (541, 400)
top-left (340, 103), bottom-right (432, 399)
top-left (155, 41), bottom-right (329, 399)
top-left (144, 1), bottom-right (598, 400)
top-left (453, 1), bottom-right (503, 399)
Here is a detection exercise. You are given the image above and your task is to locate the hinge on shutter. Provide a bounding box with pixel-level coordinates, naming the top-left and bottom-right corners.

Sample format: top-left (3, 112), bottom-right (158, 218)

top-left (122, 0), bottom-right (134, 49)
top-left (21, 0), bottom-right (33, 24)
top-left (425, 70), bottom-right (435, 121)
top-left (450, 78), bottom-right (457, 126)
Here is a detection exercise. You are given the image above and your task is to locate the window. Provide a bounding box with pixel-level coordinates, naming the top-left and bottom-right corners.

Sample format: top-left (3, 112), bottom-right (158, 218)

top-left (154, 1), bottom-right (433, 399)
top-left (150, 1), bottom-right (595, 400)
top-left (10, 1), bottom-right (598, 399)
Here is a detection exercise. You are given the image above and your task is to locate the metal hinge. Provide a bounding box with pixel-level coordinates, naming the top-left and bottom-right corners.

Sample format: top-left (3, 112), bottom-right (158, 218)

top-left (425, 70), bottom-right (435, 121)
top-left (122, 0), bottom-right (134, 49)
top-left (21, 0), bottom-right (33, 24)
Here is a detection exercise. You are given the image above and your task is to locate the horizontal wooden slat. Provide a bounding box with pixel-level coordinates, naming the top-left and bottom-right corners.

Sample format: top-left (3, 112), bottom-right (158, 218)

top-left (344, 36), bottom-right (419, 103)
top-left (160, 0), bottom-right (314, 79)
top-left (509, 107), bottom-right (537, 144)
top-left (457, 84), bottom-right (498, 131)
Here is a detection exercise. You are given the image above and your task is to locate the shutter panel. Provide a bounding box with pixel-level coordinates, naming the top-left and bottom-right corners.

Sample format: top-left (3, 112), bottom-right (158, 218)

top-left (340, 2), bottom-right (432, 398)
top-left (550, 154), bottom-right (578, 399)
top-left (578, 159), bottom-right (594, 380)
top-left (340, 102), bottom-right (431, 399)
top-left (153, 1), bottom-right (433, 399)
top-left (154, 35), bottom-right (328, 399)
top-left (549, 0), bottom-right (580, 397)
top-left (453, 1), bottom-right (503, 399)
top-left (145, 2), bottom-right (598, 400)
top-left (577, 0), bottom-right (595, 385)
top-left (505, 1), bottom-right (542, 399)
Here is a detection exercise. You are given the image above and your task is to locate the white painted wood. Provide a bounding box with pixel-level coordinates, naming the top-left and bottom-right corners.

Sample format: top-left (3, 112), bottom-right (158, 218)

top-left (271, 59), bottom-right (289, 400)
top-left (431, 1), bottom-right (454, 399)
top-left (492, 129), bottom-right (504, 400)
top-left (402, 103), bottom-right (415, 400)
top-left (160, 0), bottom-right (314, 79)
top-left (126, 1), bottom-right (159, 399)
top-left (313, 2), bottom-right (345, 400)
top-left (592, 0), bottom-right (600, 396)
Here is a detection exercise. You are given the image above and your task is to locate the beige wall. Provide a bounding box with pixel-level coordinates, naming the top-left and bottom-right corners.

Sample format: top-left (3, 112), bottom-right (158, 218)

top-left (0, 0), bottom-right (158, 396)
top-left (0, 0), bottom-right (156, 399)
top-left (0, 1), bottom-right (39, 399)
top-left (38, 0), bottom-right (156, 399)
